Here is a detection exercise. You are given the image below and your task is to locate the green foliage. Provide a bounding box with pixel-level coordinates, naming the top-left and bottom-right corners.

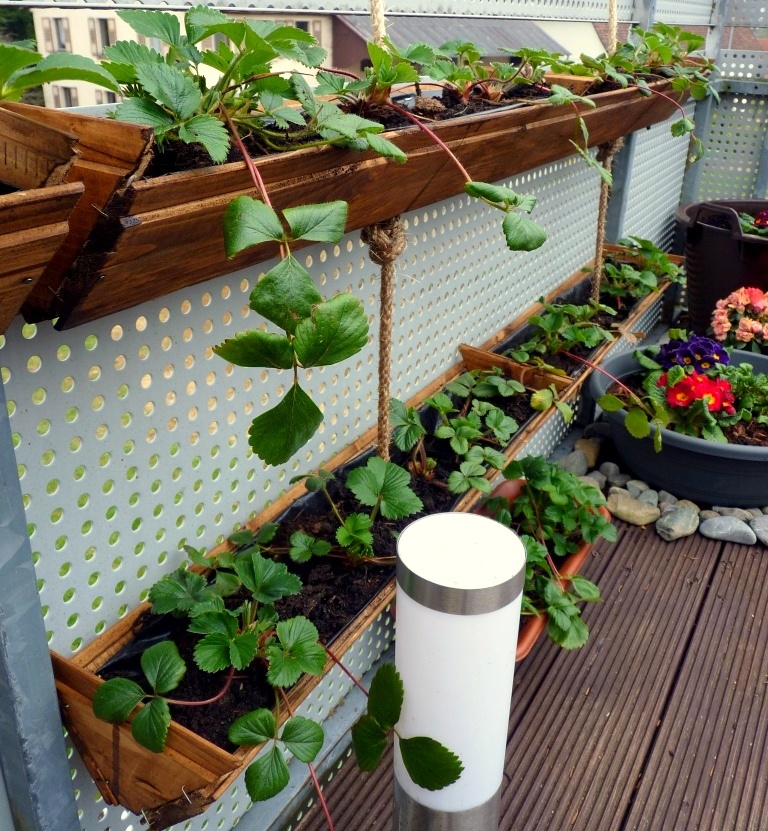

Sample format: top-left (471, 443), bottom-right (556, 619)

top-left (529, 384), bottom-right (574, 423)
top-left (601, 261), bottom-right (659, 306)
top-left (614, 236), bottom-right (685, 283)
top-left (464, 181), bottom-right (547, 252)
top-left (351, 664), bottom-right (463, 790)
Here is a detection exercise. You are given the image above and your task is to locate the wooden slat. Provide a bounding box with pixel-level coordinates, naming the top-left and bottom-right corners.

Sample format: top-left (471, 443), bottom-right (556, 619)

top-left (624, 544), bottom-right (768, 831)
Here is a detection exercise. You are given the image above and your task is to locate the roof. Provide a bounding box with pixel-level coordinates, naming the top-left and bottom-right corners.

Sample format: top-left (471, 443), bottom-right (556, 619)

top-left (336, 15), bottom-right (567, 56)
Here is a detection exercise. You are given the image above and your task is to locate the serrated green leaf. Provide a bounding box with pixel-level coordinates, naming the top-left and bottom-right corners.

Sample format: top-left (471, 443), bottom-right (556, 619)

top-left (256, 522), bottom-right (279, 544)
top-left (250, 256), bottom-right (322, 334)
top-left (179, 114), bottom-right (230, 163)
top-left (0, 45), bottom-right (40, 94)
top-left (569, 575), bottom-right (601, 602)
top-left (547, 614), bottom-right (589, 649)
top-left (502, 213), bottom-right (547, 252)
top-left (448, 461), bottom-right (491, 495)
top-left (337, 513), bottom-right (373, 551)
top-left (464, 181), bottom-right (519, 204)
top-left (266, 616), bottom-right (326, 687)
top-left (113, 98), bottom-right (175, 132)
top-left (148, 570), bottom-right (212, 613)
top-left (141, 641), bottom-right (186, 694)
top-left (134, 62), bottom-right (201, 121)
top-left (229, 631), bottom-right (259, 670)
top-left (229, 708), bottom-right (277, 746)
top-left (213, 330), bottom-right (294, 370)
top-left (118, 9), bottom-right (182, 45)
top-left (244, 746), bottom-right (290, 801)
top-left (223, 197), bottom-right (285, 257)
top-left (624, 407), bottom-right (652, 439)
top-left (294, 294), bottom-right (369, 368)
top-left (93, 678), bottom-right (145, 723)
top-left (10, 53), bottom-right (119, 98)
top-left (399, 736), bottom-right (464, 790)
top-left (283, 201), bottom-right (348, 243)
top-left (367, 663), bottom-right (403, 730)
top-left (346, 457), bottom-right (423, 520)
top-left (671, 117), bottom-right (695, 137)
top-left (352, 713), bottom-right (388, 771)
top-left (131, 697), bottom-right (171, 753)
top-left (234, 549), bottom-right (302, 603)
top-left (248, 383), bottom-right (323, 465)
top-left (389, 399), bottom-right (425, 451)
top-left (187, 608), bottom-right (238, 636)
top-left (289, 531), bottom-right (332, 563)
top-left (194, 632), bottom-right (235, 673)
top-left (597, 393), bottom-right (626, 412)
top-left (281, 716), bottom-right (324, 762)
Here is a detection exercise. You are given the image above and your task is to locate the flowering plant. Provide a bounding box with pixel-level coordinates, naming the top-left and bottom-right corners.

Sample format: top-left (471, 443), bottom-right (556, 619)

top-left (596, 331), bottom-right (768, 448)
top-left (711, 286), bottom-right (768, 353)
top-left (738, 211), bottom-right (768, 238)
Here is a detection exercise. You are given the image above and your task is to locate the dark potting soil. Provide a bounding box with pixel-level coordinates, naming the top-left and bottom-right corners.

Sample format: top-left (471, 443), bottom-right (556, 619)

top-left (98, 388), bottom-right (536, 751)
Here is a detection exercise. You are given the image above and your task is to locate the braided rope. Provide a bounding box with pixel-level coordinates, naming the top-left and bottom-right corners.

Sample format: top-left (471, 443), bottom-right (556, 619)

top-left (369, 0), bottom-right (386, 46)
top-left (361, 218), bottom-right (407, 460)
top-left (591, 138), bottom-right (624, 303)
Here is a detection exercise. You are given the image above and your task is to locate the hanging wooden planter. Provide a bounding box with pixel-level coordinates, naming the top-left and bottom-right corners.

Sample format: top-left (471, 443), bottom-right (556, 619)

top-left (0, 102), bottom-right (154, 325)
top-left (36, 79), bottom-right (686, 330)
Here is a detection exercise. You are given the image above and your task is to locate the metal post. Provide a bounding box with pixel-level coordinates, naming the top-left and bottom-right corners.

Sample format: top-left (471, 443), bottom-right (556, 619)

top-left (0, 379), bottom-right (80, 831)
top-left (393, 513), bottom-right (525, 830)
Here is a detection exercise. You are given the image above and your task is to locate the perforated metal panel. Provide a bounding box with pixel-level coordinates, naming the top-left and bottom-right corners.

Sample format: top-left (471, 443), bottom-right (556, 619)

top-left (726, 0), bottom-right (768, 26)
top-left (692, 88), bottom-right (768, 199)
top-left (654, 0), bottom-right (716, 26)
top-left (0, 150), bottom-right (613, 831)
top-left (13, 0), bottom-right (635, 21)
top-left (718, 50), bottom-right (768, 79)
top-left (616, 102), bottom-right (697, 248)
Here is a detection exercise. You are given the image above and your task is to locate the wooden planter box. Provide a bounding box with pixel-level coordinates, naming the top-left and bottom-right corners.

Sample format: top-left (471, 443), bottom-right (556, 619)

top-left (33, 80), bottom-right (685, 330)
top-left (0, 102), bottom-right (154, 325)
top-left (49, 333), bottom-right (573, 828)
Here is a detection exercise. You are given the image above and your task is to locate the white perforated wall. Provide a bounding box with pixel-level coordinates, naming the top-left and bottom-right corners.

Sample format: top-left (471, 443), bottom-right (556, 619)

top-left (654, 0), bottom-right (716, 25)
top-left (617, 102), bottom-right (696, 248)
top-left (718, 50), bottom-right (768, 79)
top-left (1, 152), bottom-right (610, 831)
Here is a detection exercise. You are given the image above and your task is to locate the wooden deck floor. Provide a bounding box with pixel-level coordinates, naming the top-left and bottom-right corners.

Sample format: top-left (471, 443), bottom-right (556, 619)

top-left (293, 521), bottom-right (768, 831)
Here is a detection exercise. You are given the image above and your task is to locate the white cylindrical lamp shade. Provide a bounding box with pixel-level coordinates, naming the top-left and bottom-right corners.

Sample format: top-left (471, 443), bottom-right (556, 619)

top-left (393, 512), bottom-right (526, 830)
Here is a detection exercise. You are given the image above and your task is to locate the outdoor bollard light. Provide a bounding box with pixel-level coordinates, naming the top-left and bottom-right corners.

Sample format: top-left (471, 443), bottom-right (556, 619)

top-left (393, 511), bottom-right (526, 831)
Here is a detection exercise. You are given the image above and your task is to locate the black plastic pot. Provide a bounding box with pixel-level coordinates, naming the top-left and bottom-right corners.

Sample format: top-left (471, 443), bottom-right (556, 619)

top-left (589, 350), bottom-right (768, 506)
top-left (680, 200), bottom-right (768, 334)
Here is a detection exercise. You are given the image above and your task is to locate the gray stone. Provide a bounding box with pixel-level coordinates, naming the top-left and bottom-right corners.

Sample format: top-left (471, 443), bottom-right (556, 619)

top-left (607, 491), bottom-right (661, 526)
top-left (557, 450), bottom-right (589, 477)
top-left (699, 510), bottom-right (720, 521)
top-left (747, 508), bottom-right (764, 519)
top-left (676, 500), bottom-right (701, 515)
top-left (637, 489), bottom-right (660, 507)
top-left (656, 505), bottom-right (700, 541)
top-left (574, 438), bottom-right (601, 468)
top-left (658, 490), bottom-right (678, 505)
top-left (750, 514), bottom-right (768, 546)
top-left (599, 461), bottom-right (620, 479)
top-left (698, 516), bottom-right (757, 545)
top-left (608, 486), bottom-right (630, 497)
top-left (584, 471), bottom-right (607, 491)
top-left (583, 421), bottom-right (611, 440)
top-left (627, 479), bottom-right (650, 495)
top-left (610, 472), bottom-right (632, 488)
top-left (712, 506), bottom-right (754, 522)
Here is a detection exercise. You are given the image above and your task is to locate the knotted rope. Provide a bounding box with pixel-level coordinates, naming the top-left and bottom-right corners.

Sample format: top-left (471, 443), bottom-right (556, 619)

top-left (362, 217), bottom-right (407, 460)
top-left (591, 138), bottom-right (624, 303)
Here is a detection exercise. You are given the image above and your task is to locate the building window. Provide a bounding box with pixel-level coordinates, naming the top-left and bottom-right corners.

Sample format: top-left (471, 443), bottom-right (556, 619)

top-left (41, 17), bottom-right (71, 53)
top-left (51, 86), bottom-right (79, 109)
top-left (89, 17), bottom-right (117, 57)
top-left (136, 34), bottom-right (168, 55)
top-left (200, 33), bottom-right (229, 51)
top-left (295, 20), bottom-right (309, 32)
top-left (95, 91), bottom-right (118, 106)
top-left (312, 21), bottom-right (323, 45)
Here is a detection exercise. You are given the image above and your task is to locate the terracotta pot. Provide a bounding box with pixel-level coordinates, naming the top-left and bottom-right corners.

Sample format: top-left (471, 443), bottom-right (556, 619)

top-left (477, 478), bottom-right (610, 661)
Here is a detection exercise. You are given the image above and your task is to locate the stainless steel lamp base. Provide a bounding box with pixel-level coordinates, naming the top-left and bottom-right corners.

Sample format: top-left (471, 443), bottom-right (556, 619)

top-left (393, 779), bottom-right (501, 830)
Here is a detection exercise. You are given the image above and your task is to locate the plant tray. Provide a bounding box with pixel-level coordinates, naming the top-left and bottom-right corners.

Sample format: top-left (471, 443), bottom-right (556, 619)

top-left (40, 80), bottom-right (685, 330)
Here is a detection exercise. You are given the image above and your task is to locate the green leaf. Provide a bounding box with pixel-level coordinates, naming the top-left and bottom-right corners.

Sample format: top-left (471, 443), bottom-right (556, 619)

top-left (289, 531), bottom-right (332, 563)
top-left (194, 632), bottom-right (236, 673)
top-left (187, 608), bottom-right (238, 636)
top-left (670, 117), bottom-right (695, 137)
top-left (365, 132), bottom-right (408, 162)
top-left (266, 617), bottom-right (326, 687)
top-left (10, 53), bottom-right (119, 98)
top-left (389, 399), bottom-right (426, 451)
top-left (502, 213), bottom-right (547, 252)
top-left (213, 330), bottom-right (294, 369)
top-left (547, 614), bottom-right (589, 650)
top-left (294, 294), bottom-right (369, 368)
top-left (149, 569), bottom-right (212, 613)
top-left (131, 697), bottom-right (171, 753)
top-left (624, 407), bottom-right (652, 439)
top-left (398, 736), bottom-right (464, 790)
top-left (229, 708), bottom-right (277, 746)
top-left (185, 7), bottom-right (247, 46)
top-left (447, 460), bottom-right (491, 495)
top-left (229, 631), bottom-right (260, 670)
top-left (337, 513), bottom-right (373, 552)
top-left (570, 576), bottom-right (601, 602)
top-left (597, 393), bottom-right (626, 413)
top-left (464, 181), bottom-right (521, 205)
top-left (178, 114), bottom-right (230, 163)
top-left (134, 62), bottom-right (201, 121)
top-left (352, 713), bottom-right (389, 771)
top-left (244, 746), bottom-right (290, 801)
top-left (93, 678), bottom-right (145, 723)
top-left (0, 44), bottom-right (40, 94)
top-left (118, 9), bottom-right (182, 45)
top-left (346, 457), bottom-right (423, 520)
top-left (234, 550), bottom-right (302, 603)
top-left (141, 641), bottom-right (186, 695)
top-left (283, 201), bottom-right (348, 243)
top-left (223, 197), bottom-right (285, 257)
top-left (113, 98), bottom-right (175, 133)
top-left (248, 383), bottom-right (323, 465)
top-left (281, 716), bottom-right (324, 762)
top-left (250, 256), bottom-right (322, 335)
top-left (367, 663), bottom-right (403, 730)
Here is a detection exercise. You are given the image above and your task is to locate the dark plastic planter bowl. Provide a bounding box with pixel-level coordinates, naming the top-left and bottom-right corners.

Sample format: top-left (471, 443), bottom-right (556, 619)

top-left (589, 350), bottom-right (768, 506)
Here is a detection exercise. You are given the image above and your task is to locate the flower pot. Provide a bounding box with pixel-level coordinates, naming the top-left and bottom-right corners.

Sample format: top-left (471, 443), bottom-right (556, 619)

top-left (679, 200), bottom-right (768, 334)
top-left (589, 349), bottom-right (768, 506)
top-left (24, 80), bottom-right (685, 330)
top-left (478, 478), bottom-right (611, 661)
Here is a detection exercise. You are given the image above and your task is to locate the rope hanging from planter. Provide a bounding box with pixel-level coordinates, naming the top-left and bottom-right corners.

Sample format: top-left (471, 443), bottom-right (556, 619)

top-left (362, 217), bottom-right (408, 461)
top-left (591, 0), bottom-right (621, 304)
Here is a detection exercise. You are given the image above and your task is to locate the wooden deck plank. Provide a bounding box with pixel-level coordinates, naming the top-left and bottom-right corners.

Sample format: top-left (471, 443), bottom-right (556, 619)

top-left (291, 523), bottom-right (731, 831)
top-left (624, 543), bottom-right (768, 831)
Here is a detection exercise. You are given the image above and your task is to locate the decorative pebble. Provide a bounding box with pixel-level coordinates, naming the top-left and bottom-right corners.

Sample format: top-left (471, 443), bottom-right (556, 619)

top-left (658, 490), bottom-right (678, 505)
top-left (608, 486), bottom-right (630, 497)
top-left (599, 461), bottom-right (620, 479)
top-left (676, 500), bottom-right (701, 514)
top-left (606, 491), bottom-right (661, 526)
top-left (747, 508), bottom-right (764, 519)
top-left (750, 515), bottom-right (768, 546)
top-left (637, 489), bottom-right (659, 507)
top-left (656, 505), bottom-right (700, 541)
top-left (609, 472), bottom-right (632, 488)
top-left (557, 450), bottom-right (589, 477)
top-left (699, 510), bottom-right (719, 521)
top-left (574, 438), bottom-right (601, 468)
top-left (698, 517), bottom-right (757, 545)
top-left (584, 471), bottom-right (607, 490)
top-left (627, 479), bottom-right (649, 496)
top-left (712, 507), bottom-right (754, 522)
